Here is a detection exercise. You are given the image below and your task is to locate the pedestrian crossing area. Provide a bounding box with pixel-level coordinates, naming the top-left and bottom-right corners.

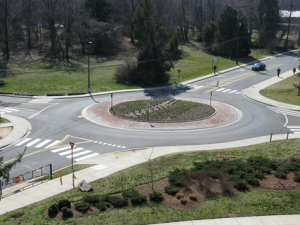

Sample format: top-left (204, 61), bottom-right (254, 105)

top-left (50, 146), bottom-right (100, 162)
top-left (267, 106), bottom-right (300, 117)
top-left (286, 126), bottom-right (300, 134)
top-left (28, 99), bottom-right (53, 103)
top-left (0, 107), bottom-right (19, 115)
top-left (215, 88), bottom-right (241, 94)
top-left (181, 84), bottom-right (203, 90)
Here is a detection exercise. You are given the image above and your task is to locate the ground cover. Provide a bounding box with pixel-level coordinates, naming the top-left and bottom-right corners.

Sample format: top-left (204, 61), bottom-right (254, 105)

top-left (260, 72), bottom-right (300, 106)
top-left (0, 40), bottom-right (288, 96)
top-left (1, 139), bottom-right (300, 224)
top-left (110, 99), bottom-right (215, 122)
top-left (0, 118), bottom-right (10, 124)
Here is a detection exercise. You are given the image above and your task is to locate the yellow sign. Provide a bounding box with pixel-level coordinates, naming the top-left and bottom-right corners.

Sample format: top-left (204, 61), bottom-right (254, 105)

top-left (216, 80), bottom-right (219, 87)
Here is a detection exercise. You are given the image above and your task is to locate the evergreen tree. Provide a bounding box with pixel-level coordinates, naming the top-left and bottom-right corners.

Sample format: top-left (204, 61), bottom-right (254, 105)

top-left (85, 0), bottom-right (113, 22)
top-left (131, 0), bottom-right (181, 85)
top-left (215, 5), bottom-right (251, 57)
top-left (257, 0), bottom-right (281, 46)
top-left (202, 21), bottom-right (217, 48)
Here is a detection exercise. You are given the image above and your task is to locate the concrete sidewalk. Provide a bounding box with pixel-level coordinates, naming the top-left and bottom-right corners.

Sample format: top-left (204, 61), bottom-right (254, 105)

top-left (243, 70), bottom-right (300, 111)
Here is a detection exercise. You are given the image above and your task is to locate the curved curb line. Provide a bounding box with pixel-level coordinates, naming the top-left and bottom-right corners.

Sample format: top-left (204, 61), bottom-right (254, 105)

top-left (0, 115), bottom-right (32, 149)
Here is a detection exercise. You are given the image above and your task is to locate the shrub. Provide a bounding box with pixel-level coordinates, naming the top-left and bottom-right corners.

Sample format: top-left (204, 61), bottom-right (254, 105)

top-left (244, 174), bottom-right (259, 186)
top-left (149, 192), bottom-right (164, 201)
top-left (294, 171), bottom-right (300, 182)
top-left (180, 198), bottom-right (187, 204)
top-left (108, 196), bottom-right (128, 207)
top-left (57, 199), bottom-right (71, 211)
top-left (48, 204), bottom-right (58, 215)
top-left (82, 194), bottom-right (100, 204)
top-left (285, 158), bottom-right (300, 172)
top-left (234, 180), bottom-right (248, 191)
top-left (0, 80), bottom-right (7, 86)
top-left (254, 171), bottom-right (265, 180)
top-left (122, 189), bottom-right (147, 204)
top-left (176, 193), bottom-right (184, 199)
top-left (95, 202), bottom-right (110, 211)
top-left (189, 194), bottom-right (197, 200)
top-left (61, 207), bottom-right (73, 217)
top-left (164, 185), bottom-right (180, 195)
top-left (168, 168), bottom-right (186, 186)
top-left (274, 170), bottom-right (287, 179)
top-left (74, 202), bottom-right (90, 211)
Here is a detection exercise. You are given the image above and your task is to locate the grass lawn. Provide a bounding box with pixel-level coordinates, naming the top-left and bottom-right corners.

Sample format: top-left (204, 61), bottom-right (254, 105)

top-left (0, 118), bottom-right (10, 124)
top-left (1, 139), bottom-right (300, 224)
top-left (0, 40), bottom-right (290, 96)
top-left (260, 73), bottom-right (300, 106)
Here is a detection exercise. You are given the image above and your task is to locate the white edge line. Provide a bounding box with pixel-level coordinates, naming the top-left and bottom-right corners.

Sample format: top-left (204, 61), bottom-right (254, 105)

top-left (28, 103), bottom-right (58, 119)
top-left (283, 113), bottom-right (288, 127)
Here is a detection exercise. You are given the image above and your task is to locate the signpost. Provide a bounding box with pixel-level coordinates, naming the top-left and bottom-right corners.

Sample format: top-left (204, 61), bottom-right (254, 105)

top-left (216, 80), bottom-right (219, 87)
top-left (69, 142), bottom-right (75, 172)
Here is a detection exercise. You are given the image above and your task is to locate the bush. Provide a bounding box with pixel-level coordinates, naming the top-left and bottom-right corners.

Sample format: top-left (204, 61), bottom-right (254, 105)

top-left (189, 194), bottom-right (197, 200)
top-left (48, 204), bottom-right (58, 215)
top-left (274, 170), bottom-right (287, 179)
top-left (149, 192), bottom-right (164, 201)
top-left (244, 174), bottom-right (260, 186)
top-left (61, 207), bottom-right (73, 217)
top-left (294, 171), bottom-right (300, 182)
top-left (168, 168), bottom-right (186, 186)
top-left (108, 196), bottom-right (128, 207)
top-left (180, 198), bottom-right (187, 204)
top-left (164, 185), bottom-right (180, 195)
top-left (82, 194), bottom-right (100, 204)
top-left (0, 80), bottom-right (7, 86)
top-left (254, 171), bottom-right (265, 180)
top-left (74, 202), bottom-right (90, 211)
top-left (57, 199), bottom-right (71, 211)
top-left (95, 202), bottom-right (110, 211)
top-left (176, 193), bottom-right (184, 199)
top-left (122, 189), bottom-right (147, 204)
top-left (234, 180), bottom-right (248, 191)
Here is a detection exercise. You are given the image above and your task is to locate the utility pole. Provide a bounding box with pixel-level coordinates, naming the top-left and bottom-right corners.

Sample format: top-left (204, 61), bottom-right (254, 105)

top-left (236, 9), bottom-right (240, 65)
top-left (285, 3), bottom-right (294, 50)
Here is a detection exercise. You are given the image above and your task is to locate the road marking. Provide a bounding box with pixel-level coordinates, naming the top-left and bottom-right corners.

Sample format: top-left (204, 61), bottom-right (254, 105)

top-left (235, 92), bottom-right (241, 94)
top-left (15, 138), bottom-right (32, 146)
top-left (28, 104), bottom-right (58, 119)
top-left (45, 140), bottom-right (60, 148)
top-left (215, 88), bottom-right (225, 92)
top-left (222, 89), bottom-right (231, 93)
top-left (26, 139), bottom-right (41, 147)
top-left (4, 108), bottom-right (19, 111)
top-left (268, 107), bottom-right (300, 117)
top-left (75, 153), bottom-right (100, 162)
top-left (29, 99), bottom-right (54, 103)
top-left (59, 148), bottom-right (84, 156)
top-left (35, 140), bottom-right (52, 148)
top-left (66, 150), bottom-right (92, 158)
top-left (229, 90), bottom-right (237, 93)
top-left (51, 146), bottom-right (72, 153)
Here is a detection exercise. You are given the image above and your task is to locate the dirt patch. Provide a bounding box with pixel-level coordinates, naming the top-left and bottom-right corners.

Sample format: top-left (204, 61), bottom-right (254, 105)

top-left (44, 169), bottom-right (300, 220)
top-left (0, 127), bottom-right (13, 139)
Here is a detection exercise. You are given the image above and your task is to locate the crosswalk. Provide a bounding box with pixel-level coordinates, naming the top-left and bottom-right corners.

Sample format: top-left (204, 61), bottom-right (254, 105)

top-left (215, 88), bottom-right (241, 94)
top-left (50, 146), bottom-right (99, 162)
top-left (0, 107), bottom-right (20, 115)
top-left (181, 84), bottom-right (203, 90)
top-left (267, 106), bottom-right (300, 117)
top-left (28, 99), bottom-right (53, 103)
top-left (287, 126), bottom-right (300, 134)
top-left (14, 138), bottom-right (126, 151)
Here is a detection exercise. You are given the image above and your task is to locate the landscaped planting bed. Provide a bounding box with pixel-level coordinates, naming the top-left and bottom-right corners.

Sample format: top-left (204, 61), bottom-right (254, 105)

top-left (109, 99), bottom-right (215, 122)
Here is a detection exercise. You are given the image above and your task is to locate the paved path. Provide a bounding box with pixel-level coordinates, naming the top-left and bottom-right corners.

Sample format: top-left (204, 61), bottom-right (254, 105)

top-left (0, 51), bottom-right (300, 224)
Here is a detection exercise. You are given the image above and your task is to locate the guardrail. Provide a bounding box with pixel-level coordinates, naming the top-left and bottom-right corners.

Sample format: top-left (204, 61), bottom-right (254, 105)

top-left (0, 164), bottom-right (52, 196)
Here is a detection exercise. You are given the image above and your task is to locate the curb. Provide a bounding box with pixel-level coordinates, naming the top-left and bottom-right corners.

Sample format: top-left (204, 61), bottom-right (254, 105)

top-left (0, 115), bottom-right (32, 149)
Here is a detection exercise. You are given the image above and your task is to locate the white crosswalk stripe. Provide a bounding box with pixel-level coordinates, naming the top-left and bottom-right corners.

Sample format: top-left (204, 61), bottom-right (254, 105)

top-left (267, 107), bottom-right (300, 117)
top-left (287, 126), bottom-right (300, 134)
top-left (0, 107), bottom-right (20, 115)
top-left (75, 153), bottom-right (99, 162)
top-left (46, 140), bottom-right (60, 148)
top-left (182, 84), bottom-right (203, 90)
top-left (15, 138), bottom-right (32, 146)
top-left (66, 150), bottom-right (92, 158)
top-left (51, 146), bottom-right (72, 153)
top-left (29, 99), bottom-right (53, 103)
top-left (215, 88), bottom-right (241, 94)
top-left (59, 148), bottom-right (84, 156)
top-left (35, 139), bottom-right (52, 148)
top-left (26, 139), bottom-right (41, 147)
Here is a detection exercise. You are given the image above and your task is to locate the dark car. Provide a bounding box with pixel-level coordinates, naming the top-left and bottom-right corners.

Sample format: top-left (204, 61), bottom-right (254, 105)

top-left (252, 63), bottom-right (266, 71)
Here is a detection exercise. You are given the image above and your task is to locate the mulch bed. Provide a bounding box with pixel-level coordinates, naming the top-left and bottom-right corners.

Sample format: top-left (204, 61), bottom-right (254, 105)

top-left (44, 169), bottom-right (300, 219)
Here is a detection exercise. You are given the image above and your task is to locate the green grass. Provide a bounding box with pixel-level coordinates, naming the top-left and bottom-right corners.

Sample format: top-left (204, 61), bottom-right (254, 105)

top-left (1, 139), bottom-right (300, 224)
top-left (0, 118), bottom-right (10, 124)
top-left (0, 41), bottom-right (288, 96)
top-left (260, 72), bottom-right (300, 106)
top-left (32, 164), bottom-right (95, 182)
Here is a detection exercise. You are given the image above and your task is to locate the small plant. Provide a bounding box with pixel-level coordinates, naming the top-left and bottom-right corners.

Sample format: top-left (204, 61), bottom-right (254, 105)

top-left (149, 192), bottom-right (164, 201)
top-left (234, 180), bottom-right (248, 191)
top-left (180, 198), bottom-right (187, 204)
top-left (122, 189), bottom-right (147, 204)
top-left (164, 184), bottom-right (180, 195)
top-left (48, 204), bottom-right (58, 215)
top-left (294, 171), bottom-right (300, 182)
top-left (82, 194), bottom-right (100, 204)
top-left (95, 202), bottom-right (110, 211)
top-left (274, 170), bottom-right (287, 179)
top-left (189, 194), bottom-right (197, 200)
top-left (176, 193), bottom-right (184, 199)
top-left (108, 196), bottom-right (128, 207)
top-left (61, 207), bottom-right (73, 217)
top-left (75, 202), bottom-right (91, 211)
top-left (57, 199), bottom-right (71, 211)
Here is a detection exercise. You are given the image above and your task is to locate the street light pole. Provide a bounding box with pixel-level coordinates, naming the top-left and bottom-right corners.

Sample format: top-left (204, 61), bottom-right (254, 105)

top-left (87, 54), bottom-right (91, 93)
top-left (285, 3), bottom-right (294, 50)
top-left (236, 9), bottom-right (240, 65)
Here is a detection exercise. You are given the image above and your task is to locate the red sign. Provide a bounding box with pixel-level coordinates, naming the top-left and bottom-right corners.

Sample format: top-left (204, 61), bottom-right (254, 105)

top-left (69, 142), bottom-right (75, 148)
top-left (15, 176), bottom-right (20, 184)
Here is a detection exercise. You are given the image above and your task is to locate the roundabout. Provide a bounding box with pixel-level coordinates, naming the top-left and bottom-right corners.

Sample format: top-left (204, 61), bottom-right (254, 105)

top-left (83, 97), bottom-right (243, 131)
